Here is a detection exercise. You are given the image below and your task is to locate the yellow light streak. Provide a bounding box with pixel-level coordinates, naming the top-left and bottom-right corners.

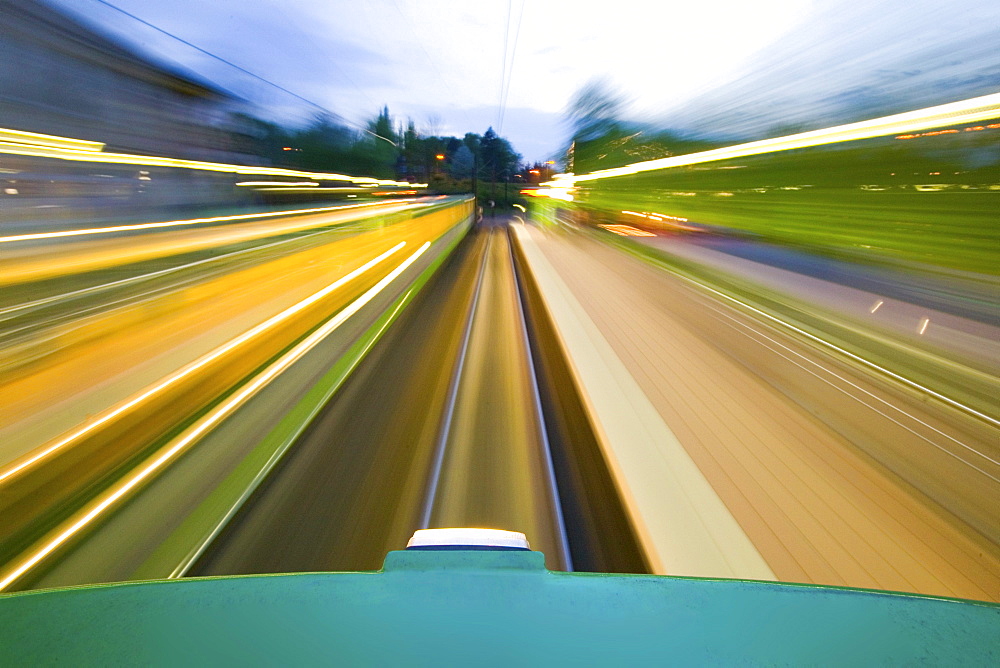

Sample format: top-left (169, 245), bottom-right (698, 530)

top-left (0, 127), bottom-right (104, 152)
top-left (0, 200), bottom-right (404, 244)
top-left (550, 93), bottom-right (1000, 184)
top-left (529, 186), bottom-right (574, 201)
top-left (255, 187), bottom-right (379, 193)
top-left (0, 242), bottom-right (431, 592)
top-left (0, 242), bottom-right (406, 486)
top-left (235, 181), bottom-right (319, 187)
top-left (599, 224), bottom-right (656, 237)
top-left (0, 129), bottom-right (420, 188)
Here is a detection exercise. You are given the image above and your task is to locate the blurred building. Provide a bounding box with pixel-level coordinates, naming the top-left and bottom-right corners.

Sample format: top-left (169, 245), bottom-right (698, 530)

top-left (0, 0), bottom-right (269, 225)
top-left (0, 0), bottom-right (257, 162)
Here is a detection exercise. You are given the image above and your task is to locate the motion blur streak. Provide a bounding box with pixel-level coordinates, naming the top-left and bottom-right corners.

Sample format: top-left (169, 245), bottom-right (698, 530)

top-left (0, 228), bottom-right (332, 319)
top-left (516, 223), bottom-right (998, 599)
top-left (0, 127), bottom-right (104, 151)
top-left (0, 127), bottom-right (416, 187)
top-left (0, 242), bottom-right (405, 485)
top-left (0, 200), bottom-right (422, 286)
top-left (0, 199), bottom-right (406, 244)
top-left (642, 255), bottom-right (999, 430)
top-left (552, 93), bottom-right (1000, 183)
top-left (168, 296), bottom-right (412, 579)
top-left (0, 243), bottom-right (430, 591)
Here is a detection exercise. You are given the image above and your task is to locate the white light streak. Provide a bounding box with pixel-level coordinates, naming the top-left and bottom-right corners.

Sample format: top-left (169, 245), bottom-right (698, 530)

top-left (0, 242), bottom-right (430, 591)
top-left (0, 242), bottom-right (405, 486)
top-left (0, 200), bottom-right (405, 244)
top-left (553, 93), bottom-right (1000, 184)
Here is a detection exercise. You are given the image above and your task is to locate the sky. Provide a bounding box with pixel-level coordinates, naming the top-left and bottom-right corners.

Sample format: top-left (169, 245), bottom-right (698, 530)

top-left (45, 0), bottom-right (1000, 164)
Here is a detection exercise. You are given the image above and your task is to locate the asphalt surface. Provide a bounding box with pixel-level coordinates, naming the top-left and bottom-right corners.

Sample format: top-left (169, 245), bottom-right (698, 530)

top-left (520, 222), bottom-right (999, 600)
top-left (3, 206), bottom-right (994, 601)
top-left (191, 219), bottom-right (586, 574)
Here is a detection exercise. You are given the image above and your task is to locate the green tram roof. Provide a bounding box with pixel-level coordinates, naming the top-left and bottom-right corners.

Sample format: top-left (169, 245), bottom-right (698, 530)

top-left (2, 549), bottom-right (998, 664)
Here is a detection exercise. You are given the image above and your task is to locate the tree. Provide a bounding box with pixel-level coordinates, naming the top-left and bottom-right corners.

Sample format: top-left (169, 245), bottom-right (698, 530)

top-left (450, 144), bottom-right (474, 179)
top-left (479, 127), bottom-right (520, 181)
top-left (366, 106), bottom-right (399, 179)
top-left (401, 119), bottom-right (423, 180)
top-left (463, 132), bottom-right (482, 159)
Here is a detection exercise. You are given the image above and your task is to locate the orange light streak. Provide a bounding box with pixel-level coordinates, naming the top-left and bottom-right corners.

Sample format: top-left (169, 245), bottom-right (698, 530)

top-left (0, 242), bottom-right (430, 592)
top-left (0, 242), bottom-right (406, 486)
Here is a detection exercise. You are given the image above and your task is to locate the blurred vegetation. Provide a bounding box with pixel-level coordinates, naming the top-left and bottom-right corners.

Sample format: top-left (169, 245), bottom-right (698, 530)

top-left (239, 107), bottom-right (525, 203)
top-left (561, 81), bottom-right (1000, 274)
top-left (565, 80), bottom-right (719, 174)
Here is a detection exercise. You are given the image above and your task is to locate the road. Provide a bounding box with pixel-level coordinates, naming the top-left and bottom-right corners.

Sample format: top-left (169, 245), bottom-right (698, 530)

top-left (515, 220), bottom-right (999, 600)
top-left (1, 207), bottom-right (996, 602)
top-left (191, 220), bottom-right (576, 575)
top-left (0, 198), bottom-right (474, 589)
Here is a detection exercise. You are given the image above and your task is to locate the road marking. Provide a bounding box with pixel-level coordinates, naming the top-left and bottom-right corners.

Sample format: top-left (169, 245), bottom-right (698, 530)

top-left (700, 298), bottom-right (1000, 481)
top-left (634, 242), bottom-right (999, 428)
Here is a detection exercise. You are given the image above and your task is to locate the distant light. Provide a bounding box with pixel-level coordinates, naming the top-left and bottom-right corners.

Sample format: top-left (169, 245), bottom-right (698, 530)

top-left (435, 154), bottom-right (445, 160)
top-left (236, 181), bottom-right (320, 187)
top-left (599, 224), bottom-right (656, 237)
top-left (545, 160), bottom-right (555, 165)
top-left (513, 203), bottom-right (526, 212)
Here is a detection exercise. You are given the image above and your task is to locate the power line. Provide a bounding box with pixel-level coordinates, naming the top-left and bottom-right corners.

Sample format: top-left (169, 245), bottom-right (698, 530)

top-left (89, 0), bottom-right (396, 145)
top-left (498, 0), bottom-right (525, 135)
top-left (387, 0), bottom-right (474, 132)
top-left (496, 0), bottom-right (512, 131)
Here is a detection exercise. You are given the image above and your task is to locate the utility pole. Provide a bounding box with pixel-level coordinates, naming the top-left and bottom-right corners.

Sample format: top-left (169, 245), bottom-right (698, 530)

top-left (490, 162), bottom-right (496, 213)
top-left (472, 153), bottom-right (478, 205)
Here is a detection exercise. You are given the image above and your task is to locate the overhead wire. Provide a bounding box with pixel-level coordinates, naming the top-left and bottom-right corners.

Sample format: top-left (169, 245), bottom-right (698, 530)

top-left (496, 0), bottom-right (513, 131)
top-left (387, 0), bottom-right (474, 132)
top-left (498, 0), bottom-right (526, 135)
top-left (88, 0), bottom-right (396, 146)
